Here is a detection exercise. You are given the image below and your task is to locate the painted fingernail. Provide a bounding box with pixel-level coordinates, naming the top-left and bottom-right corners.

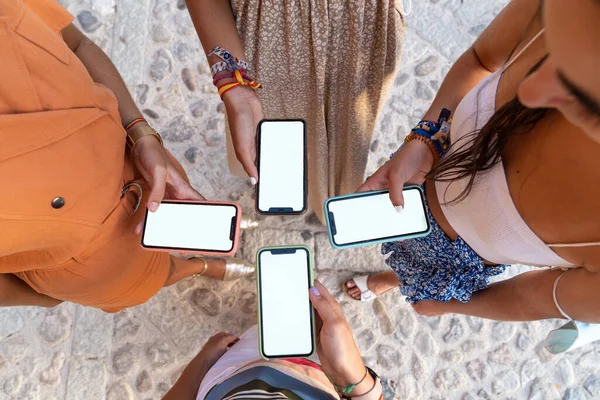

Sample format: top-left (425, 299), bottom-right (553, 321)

top-left (395, 205), bottom-right (403, 213)
top-left (250, 177), bottom-right (257, 185)
top-left (310, 286), bottom-right (320, 296)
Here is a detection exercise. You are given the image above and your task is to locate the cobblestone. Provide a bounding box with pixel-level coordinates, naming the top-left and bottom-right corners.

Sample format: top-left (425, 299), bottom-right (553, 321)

top-left (2, 1), bottom-right (599, 399)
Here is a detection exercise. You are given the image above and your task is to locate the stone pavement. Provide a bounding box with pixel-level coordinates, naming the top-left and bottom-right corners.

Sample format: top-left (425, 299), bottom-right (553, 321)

top-left (1, 0), bottom-right (599, 399)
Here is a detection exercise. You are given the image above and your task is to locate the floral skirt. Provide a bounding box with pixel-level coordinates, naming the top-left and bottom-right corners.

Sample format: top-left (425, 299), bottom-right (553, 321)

top-left (382, 187), bottom-right (508, 304)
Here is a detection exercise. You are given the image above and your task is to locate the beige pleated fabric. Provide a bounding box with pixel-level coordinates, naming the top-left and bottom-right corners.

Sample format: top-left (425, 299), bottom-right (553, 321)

top-left (226, 0), bottom-right (405, 222)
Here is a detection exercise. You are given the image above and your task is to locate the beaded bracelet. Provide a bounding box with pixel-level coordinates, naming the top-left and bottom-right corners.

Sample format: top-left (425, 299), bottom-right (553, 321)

top-left (404, 108), bottom-right (452, 162)
top-left (404, 132), bottom-right (441, 164)
top-left (216, 69), bottom-right (262, 99)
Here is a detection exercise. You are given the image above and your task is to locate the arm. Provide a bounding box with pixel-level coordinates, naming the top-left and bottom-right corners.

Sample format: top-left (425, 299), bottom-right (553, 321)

top-left (60, 24), bottom-right (204, 210)
top-left (186, 0), bottom-right (246, 65)
top-left (186, 0), bottom-right (262, 182)
top-left (61, 24), bottom-right (142, 126)
top-left (422, 0), bottom-right (542, 121)
top-left (164, 332), bottom-right (239, 400)
top-left (359, 0), bottom-right (544, 206)
top-left (414, 267), bottom-right (600, 323)
top-left (163, 354), bottom-right (211, 400)
top-left (309, 281), bottom-right (382, 399)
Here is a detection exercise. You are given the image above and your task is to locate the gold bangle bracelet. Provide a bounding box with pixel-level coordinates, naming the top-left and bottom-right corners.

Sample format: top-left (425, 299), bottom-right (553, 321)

top-left (126, 125), bottom-right (164, 151)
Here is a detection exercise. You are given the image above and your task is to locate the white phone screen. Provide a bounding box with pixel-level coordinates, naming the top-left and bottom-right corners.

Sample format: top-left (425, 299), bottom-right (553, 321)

top-left (142, 202), bottom-right (237, 253)
top-left (328, 188), bottom-right (430, 247)
top-left (257, 120), bottom-right (306, 213)
top-left (259, 248), bottom-right (314, 358)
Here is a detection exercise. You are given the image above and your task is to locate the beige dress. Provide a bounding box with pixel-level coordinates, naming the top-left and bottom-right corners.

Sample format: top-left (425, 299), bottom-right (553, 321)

top-left (227, 0), bottom-right (406, 222)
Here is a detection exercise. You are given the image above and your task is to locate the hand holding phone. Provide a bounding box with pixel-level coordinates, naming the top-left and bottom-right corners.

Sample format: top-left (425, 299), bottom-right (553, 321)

top-left (256, 120), bottom-right (307, 214)
top-left (257, 246), bottom-right (315, 359)
top-left (357, 140), bottom-right (435, 207)
top-left (324, 186), bottom-right (430, 249)
top-left (141, 201), bottom-right (241, 256)
top-left (309, 281), bottom-right (371, 390)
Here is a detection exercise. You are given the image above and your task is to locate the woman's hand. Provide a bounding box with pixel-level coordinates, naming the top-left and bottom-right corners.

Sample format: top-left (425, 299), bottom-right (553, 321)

top-left (358, 139), bottom-right (435, 209)
top-left (222, 86), bottom-right (264, 184)
top-left (132, 133), bottom-right (205, 212)
top-left (308, 281), bottom-right (367, 388)
top-left (195, 332), bottom-right (240, 368)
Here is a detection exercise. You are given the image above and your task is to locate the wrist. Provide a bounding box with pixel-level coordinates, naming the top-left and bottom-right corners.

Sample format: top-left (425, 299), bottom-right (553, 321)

top-left (126, 124), bottom-right (163, 152)
top-left (327, 364), bottom-right (367, 392)
top-left (405, 136), bottom-right (435, 166)
top-left (221, 84), bottom-right (258, 104)
top-left (347, 374), bottom-right (375, 397)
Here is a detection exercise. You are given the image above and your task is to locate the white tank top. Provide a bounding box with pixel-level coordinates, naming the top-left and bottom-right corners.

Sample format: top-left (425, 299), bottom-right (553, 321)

top-left (435, 31), bottom-right (599, 268)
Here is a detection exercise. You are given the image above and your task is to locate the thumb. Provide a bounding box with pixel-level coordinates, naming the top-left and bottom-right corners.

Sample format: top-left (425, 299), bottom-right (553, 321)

top-left (147, 164), bottom-right (167, 212)
top-left (309, 280), bottom-right (342, 324)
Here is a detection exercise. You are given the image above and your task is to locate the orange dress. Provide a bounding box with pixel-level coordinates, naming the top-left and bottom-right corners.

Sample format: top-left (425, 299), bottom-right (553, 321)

top-left (0, 0), bottom-right (172, 312)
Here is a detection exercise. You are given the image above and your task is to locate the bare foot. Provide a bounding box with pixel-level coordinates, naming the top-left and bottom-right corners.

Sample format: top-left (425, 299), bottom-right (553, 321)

top-left (345, 271), bottom-right (401, 300)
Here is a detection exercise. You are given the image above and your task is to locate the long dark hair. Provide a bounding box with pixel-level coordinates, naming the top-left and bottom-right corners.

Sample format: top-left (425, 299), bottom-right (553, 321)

top-left (428, 56), bottom-right (550, 204)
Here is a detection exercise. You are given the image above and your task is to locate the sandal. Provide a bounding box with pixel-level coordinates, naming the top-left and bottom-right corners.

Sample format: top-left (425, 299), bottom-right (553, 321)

top-left (343, 275), bottom-right (377, 302)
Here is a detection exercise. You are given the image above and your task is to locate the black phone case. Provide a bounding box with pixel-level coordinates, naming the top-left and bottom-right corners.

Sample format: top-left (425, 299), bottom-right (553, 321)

top-left (255, 119), bottom-right (308, 215)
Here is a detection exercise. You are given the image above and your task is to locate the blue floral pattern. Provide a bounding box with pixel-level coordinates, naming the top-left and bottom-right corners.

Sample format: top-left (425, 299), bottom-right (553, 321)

top-left (382, 187), bottom-right (508, 304)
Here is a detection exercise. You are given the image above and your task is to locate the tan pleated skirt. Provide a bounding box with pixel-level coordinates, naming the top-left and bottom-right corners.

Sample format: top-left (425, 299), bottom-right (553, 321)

top-left (227, 0), bottom-right (405, 222)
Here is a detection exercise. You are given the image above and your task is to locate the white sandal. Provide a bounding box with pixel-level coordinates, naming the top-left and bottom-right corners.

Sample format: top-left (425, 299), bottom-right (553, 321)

top-left (343, 275), bottom-right (377, 302)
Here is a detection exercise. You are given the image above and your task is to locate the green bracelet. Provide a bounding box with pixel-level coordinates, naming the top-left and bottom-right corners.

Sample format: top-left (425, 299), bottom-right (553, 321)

top-left (330, 367), bottom-right (368, 394)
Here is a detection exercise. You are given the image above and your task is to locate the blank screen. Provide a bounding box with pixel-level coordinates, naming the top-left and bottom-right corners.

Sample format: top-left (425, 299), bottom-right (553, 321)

top-left (257, 121), bottom-right (305, 213)
top-left (259, 248), bottom-right (313, 358)
top-left (328, 188), bottom-right (429, 246)
top-left (142, 202), bottom-right (237, 252)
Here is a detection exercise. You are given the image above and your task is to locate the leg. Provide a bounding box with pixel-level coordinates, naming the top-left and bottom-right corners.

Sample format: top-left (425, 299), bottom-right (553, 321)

top-left (345, 271), bottom-right (401, 300)
top-left (0, 274), bottom-right (62, 307)
top-left (164, 256), bottom-right (227, 286)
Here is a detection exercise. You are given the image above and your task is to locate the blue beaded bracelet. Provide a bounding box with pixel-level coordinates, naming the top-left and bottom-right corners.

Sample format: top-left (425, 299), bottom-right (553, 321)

top-left (409, 108), bottom-right (452, 158)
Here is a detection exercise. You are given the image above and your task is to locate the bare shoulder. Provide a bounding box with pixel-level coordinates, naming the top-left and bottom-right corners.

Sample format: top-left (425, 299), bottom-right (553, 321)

top-left (473, 0), bottom-right (543, 72)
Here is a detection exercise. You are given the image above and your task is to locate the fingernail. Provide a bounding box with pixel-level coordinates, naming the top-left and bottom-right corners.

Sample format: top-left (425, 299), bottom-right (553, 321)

top-left (395, 205), bottom-right (403, 213)
top-left (149, 202), bottom-right (159, 212)
top-left (250, 177), bottom-right (257, 185)
top-left (310, 286), bottom-right (320, 296)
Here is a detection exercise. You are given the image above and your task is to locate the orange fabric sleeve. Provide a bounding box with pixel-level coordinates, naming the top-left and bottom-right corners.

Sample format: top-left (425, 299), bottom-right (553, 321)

top-left (22, 0), bottom-right (74, 34)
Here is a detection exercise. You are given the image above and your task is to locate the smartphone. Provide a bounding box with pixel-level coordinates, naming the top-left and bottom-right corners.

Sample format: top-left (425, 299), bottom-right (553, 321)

top-left (141, 200), bottom-right (241, 257)
top-left (257, 246), bottom-right (315, 359)
top-left (324, 186), bottom-right (431, 249)
top-left (256, 119), bottom-right (307, 215)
